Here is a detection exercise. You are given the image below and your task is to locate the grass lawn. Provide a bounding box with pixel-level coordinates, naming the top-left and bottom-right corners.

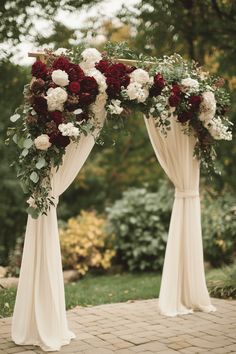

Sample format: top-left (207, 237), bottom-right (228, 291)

top-left (1, 265), bottom-right (235, 319)
top-left (0, 272), bottom-right (161, 319)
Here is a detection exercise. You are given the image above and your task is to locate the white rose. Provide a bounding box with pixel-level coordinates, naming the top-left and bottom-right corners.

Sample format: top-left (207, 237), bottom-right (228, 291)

top-left (51, 69), bottom-right (69, 87)
top-left (130, 69), bottom-right (150, 85)
top-left (54, 48), bottom-right (68, 56)
top-left (47, 87), bottom-right (68, 112)
top-left (108, 99), bottom-right (123, 115)
top-left (126, 82), bottom-right (149, 102)
top-left (34, 134), bottom-right (51, 150)
top-left (199, 91), bottom-right (216, 124)
top-left (181, 77), bottom-right (199, 91)
top-left (136, 88), bottom-right (149, 103)
top-left (58, 123), bottom-right (80, 138)
top-left (80, 48), bottom-right (102, 70)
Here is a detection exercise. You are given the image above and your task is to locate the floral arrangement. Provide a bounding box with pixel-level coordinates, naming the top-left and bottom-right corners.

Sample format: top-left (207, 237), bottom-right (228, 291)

top-left (7, 42), bottom-right (233, 218)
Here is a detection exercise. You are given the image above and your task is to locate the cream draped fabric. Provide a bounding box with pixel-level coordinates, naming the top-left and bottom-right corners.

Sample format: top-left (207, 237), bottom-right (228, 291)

top-left (144, 115), bottom-right (216, 317)
top-left (11, 109), bottom-right (106, 352)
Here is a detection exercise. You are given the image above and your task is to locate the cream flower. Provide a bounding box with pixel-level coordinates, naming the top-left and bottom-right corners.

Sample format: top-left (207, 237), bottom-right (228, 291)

top-left (181, 77), bottom-right (199, 91)
top-left (54, 48), bottom-right (68, 56)
top-left (205, 117), bottom-right (232, 141)
top-left (51, 69), bottom-right (69, 86)
top-left (199, 91), bottom-right (216, 124)
top-left (58, 123), bottom-right (80, 138)
top-left (130, 68), bottom-right (150, 85)
top-left (126, 82), bottom-right (149, 102)
top-left (108, 99), bottom-right (123, 115)
top-left (47, 87), bottom-right (68, 112)
top-left (80, 48), bottom-right (102, 70)
top-left (34, 134), bottom-right (51, 150)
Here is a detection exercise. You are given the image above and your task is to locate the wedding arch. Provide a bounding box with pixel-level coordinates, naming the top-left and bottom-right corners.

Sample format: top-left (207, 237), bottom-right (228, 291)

top-left (7, 43), bottom-right (232, 352)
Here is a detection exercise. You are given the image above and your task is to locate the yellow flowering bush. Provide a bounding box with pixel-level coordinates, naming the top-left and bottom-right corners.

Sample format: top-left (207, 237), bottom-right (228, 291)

top-left (60, 211), bottom-right (116, 276)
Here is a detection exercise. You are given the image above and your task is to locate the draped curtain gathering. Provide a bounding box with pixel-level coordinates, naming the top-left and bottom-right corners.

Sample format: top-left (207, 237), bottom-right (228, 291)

top-left (144, 115), bottom-right (216, 316)
top-left (11, 108), bottom-right (106, 352)
top-left (12, 109), bottom-right (216, 352)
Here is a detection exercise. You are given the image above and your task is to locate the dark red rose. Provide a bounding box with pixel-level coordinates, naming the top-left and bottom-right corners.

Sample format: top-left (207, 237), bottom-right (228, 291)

top-left (33, 96), bottom-right (48, 115)
top-left (154, 73), bottom-right (165, 90)
top-left (189, 95), bottom-right (202, 111)
top-left (106, 63), bottom-right (127, 78)
top-left (68, 81), bottom-right (81, 93)
top-left (80, 76), bottom-right (99, 95)
top-left (177, 110), bottom-right (193, 123)
top-left (106, 77), bottom-right (121, 98)
top-left (49, 131), bottom-right (70, 148)
top-left (52, 56), bottom-right (70, 71)
top-left (76, 112), bottom-right (89, 122)
top-left (65, 95), bottom-right (79, 111)
top-left (32, 60), bottom-right (47, 79)
top-left (95, 60), bottom-right (110, 74)
top-left (169, 94), bottom-right (181, 107)
top-left (67, 63), bottom-right (85, 81)
top-left (79, 92), bottom-right (96, 106)
top-left (172, 84), bottom-right (182, 95)
top-left (50, 111), bottom-right (64, 125)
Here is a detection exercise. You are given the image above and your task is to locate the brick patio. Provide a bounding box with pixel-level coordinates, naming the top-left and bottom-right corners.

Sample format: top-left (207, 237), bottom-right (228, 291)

top-left (0, 298), bottom-right (235, 354)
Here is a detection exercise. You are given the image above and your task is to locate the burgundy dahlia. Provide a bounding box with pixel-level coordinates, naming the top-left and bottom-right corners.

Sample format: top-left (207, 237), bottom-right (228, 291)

top-left (80, 76), bottom-right (99, 95)
top-left (106, 77), bottom-right (121, 98)
top-left (33, 96), bottom-right (48, 115)
top-left (67, 63), bottom-right (85, 81)
top-left (79, 92), bottom-right (96, 106)
top-left (169, 94), bottom-right (181, 107)
top-left (149, 73), bottom-right (165, 97)
top-left (106, 63), bottom-right (127, 78)
top-left (172, 84), bottom-right (182, 95)
top-left (189, 95), bottom-right (202, 111)
top-left (76, 112), bottom-right (89, 122)
top-left (31, 78), bottom-right (45, 94)
top-left (31, 60), bottom-right (47, 79)
top-left (95, 60), bottom-right (110, 74)
top-left (52, 56), bottom-right (70, 71)
top-left (50, 111), bottom-right (64, 125)
top-left (177, 111), bottom-right (193, 123)
top-left (68, 81), bottom-right (81, 94)
top-left (49, 132), bottom-right (70, 148)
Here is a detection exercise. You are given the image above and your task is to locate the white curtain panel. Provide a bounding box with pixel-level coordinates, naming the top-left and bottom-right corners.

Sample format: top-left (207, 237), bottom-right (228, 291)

top-left (144, 115), bottom-right (216, 317)
top-left (11, 109), bottom-right (106, 352)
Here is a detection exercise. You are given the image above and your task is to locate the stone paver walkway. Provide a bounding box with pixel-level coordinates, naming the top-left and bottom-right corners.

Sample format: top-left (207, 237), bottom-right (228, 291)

top-left (0, 298), bottom-right (236, 354)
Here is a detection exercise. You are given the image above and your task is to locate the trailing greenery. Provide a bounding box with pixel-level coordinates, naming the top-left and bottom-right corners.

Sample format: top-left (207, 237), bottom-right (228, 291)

top-left (207, 264), bottom-right (236, 299)
top-left (107, 181), bottom-right (173, 271)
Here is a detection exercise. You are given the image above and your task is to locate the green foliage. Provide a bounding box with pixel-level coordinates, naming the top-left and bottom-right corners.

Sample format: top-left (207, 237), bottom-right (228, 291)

top-left (106, 181), bottom-right (173, 271)
top-left (207, 264), bottom-right (236, 299)
top-left (202, 193), bottom-right (236, 267)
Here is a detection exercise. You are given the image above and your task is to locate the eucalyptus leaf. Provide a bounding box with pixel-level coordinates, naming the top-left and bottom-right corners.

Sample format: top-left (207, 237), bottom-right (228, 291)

top-left (13, 134), bottom-right (18, 144)
top-left (21, 148), bottom-right (29, 157)
top-left (30, 171), bottom-right (39, 183)
top-left (10, 114), bottom-right (20, 122)
top-left (36, 157), bottom-right (46, 169)
top-left (23, 138), bottom-right (33, 149)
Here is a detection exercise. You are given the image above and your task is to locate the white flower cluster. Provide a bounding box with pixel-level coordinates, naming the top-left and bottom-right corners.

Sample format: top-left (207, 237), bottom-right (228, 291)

top-left (206, 117), bottom-right (232, 141)
top-left (47, 87), bottom-right (68, 112)
top-left (51, 69), bottom-right (69, 87)
top-left (108, 99), bottom-right (123, 115)
top-left (181, 77), bottom-right (199, 92)
top-left (34, 134), bottom-right (51, 150)
top-left (58, 123), bottom-right (80, 138)
top-left (54, 47), bottom-right (68, 56)
top-left (199, 91), bottom-right (216, 124)
top-left (80, 48), bottom-right (102, 70)
top-left (125, 69), bottom-right (150, 103)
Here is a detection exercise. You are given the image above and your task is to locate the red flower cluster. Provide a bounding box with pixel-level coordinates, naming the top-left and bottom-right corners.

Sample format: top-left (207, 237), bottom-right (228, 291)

top-left (32, 60), bottom-right (48, 79)
top-left (150, 73), bottom-right (165, 97)
top-left (96, 60), bottom-right (131, 98)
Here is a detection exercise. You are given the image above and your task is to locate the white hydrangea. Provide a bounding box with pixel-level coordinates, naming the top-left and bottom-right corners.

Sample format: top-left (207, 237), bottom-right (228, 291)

top-left (85, 68), bottom-right (107, 93)
top-left (47, 87), bottom-right (68, 112)
top-left (205, 117), bottom-right (232, 141)
top-left (58, 123), bottom-right (80, 138)
top-left (54, 47), bottom-right (68, 56)
top-left (126, 82), bottom-right (149, 103)
top-left (108, 99), bottom-right (123, 115)
top-left (34, 134), bottom-right (51, 150)
top-left (51, 69), bottom-right (69, 87)
top-left (130, 68), bottom-right (150, 85)
top-left (80, 48), bottom-right (102, 70)
top-left (199, 91), bottom-right (216, 124)
top-left (181, 77), bottom-right (199, 92)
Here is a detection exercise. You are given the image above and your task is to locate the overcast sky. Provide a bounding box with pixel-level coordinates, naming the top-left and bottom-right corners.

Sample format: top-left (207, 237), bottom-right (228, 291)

top-left (11, 0), bottom-right (138, 65)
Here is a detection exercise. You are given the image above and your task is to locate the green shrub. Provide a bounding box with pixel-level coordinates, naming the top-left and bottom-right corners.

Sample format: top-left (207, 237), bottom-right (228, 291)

top-left (106, 181), bottom-right (173, 271)
top-left (202, 193), bottom-right (236, 267)
top-left (207, 263), bottom-right (236, 299)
